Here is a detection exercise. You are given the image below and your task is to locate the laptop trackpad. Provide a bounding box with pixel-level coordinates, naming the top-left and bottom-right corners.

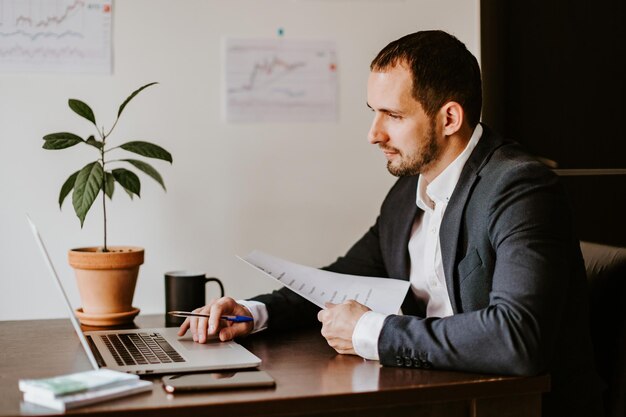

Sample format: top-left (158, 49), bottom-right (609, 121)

top-left (177, 336), bottom-right (234, 351)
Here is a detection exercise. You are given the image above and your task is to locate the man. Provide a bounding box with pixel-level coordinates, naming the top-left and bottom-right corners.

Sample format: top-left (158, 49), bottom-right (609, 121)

top-left (179, 31), bottom-right (603, 416)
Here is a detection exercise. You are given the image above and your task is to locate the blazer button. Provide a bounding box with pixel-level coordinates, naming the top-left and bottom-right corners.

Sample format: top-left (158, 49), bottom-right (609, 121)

top-left (412, 358), bottom-right (422, 368)
top-left (422, 361), bottom-right (433, 369)
top-left (404, 357), bottom-right (412, 367)
top-left (396, 356), bottom-right (403, 366)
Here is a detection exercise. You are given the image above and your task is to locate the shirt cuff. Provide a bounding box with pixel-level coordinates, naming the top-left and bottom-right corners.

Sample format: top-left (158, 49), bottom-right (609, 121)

top-left (237, 300), bottom-right (268, 333)
top-left (352, 311), bottom-right (387, 360)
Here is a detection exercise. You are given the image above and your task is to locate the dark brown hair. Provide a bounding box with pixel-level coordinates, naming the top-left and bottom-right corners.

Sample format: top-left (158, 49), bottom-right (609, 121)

top-left (371, 30), bottom-right (482, 128)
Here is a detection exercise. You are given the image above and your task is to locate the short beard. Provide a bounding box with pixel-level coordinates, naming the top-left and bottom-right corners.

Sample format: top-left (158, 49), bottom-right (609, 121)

top-left (386, 120), bottom-right (441, 177)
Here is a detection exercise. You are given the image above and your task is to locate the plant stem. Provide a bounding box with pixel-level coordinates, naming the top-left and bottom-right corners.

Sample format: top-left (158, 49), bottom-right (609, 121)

top-left (102, 162), bottom-right (107, 252)
top-left (101, 126), bottom-right (108, 252)
top-left (105, 116), bottom-right (120, 138)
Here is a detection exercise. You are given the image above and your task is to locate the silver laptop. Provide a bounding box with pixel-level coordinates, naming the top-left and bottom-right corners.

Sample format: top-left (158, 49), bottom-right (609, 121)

top-left (27, 215), bottom-right (261, 375)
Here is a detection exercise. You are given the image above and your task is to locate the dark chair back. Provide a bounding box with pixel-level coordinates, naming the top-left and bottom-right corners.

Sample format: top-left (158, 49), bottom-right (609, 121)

top-left (580, 241), bottom-right (626, 417)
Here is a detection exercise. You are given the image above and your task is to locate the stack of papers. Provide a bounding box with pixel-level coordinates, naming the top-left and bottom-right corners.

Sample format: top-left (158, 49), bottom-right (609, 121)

top-left (19, 369), bottom-right (152, 411)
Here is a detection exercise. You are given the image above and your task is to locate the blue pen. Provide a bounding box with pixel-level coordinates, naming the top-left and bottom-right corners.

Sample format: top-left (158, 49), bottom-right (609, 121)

top-left (167, 311), bottom-right (253, 322)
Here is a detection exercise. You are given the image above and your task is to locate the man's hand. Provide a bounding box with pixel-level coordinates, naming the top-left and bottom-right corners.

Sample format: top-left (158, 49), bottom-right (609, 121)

top-left (317, 300), bottom-right (371, 355)
top-left (177, 297), bottom-right (254, 343)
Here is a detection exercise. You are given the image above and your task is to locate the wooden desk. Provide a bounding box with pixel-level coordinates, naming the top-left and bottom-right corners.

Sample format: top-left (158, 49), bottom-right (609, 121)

top-left (0, 315), bottom-right (549, 417)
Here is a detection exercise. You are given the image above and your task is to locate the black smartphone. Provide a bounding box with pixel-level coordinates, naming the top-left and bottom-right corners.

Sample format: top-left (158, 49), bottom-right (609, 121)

top-left (162, 370), bottom-right (275, 393)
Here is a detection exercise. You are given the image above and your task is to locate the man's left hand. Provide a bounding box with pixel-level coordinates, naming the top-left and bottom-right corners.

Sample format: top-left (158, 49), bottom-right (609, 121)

top-left (317, 300), bottom-right (371, 355)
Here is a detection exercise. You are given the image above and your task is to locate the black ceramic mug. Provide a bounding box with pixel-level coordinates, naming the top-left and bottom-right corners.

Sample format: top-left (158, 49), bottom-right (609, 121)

top-left (164, 271), bottom-right (225, 327)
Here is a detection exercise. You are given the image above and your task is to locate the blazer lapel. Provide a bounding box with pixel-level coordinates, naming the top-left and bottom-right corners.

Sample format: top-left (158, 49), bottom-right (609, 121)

top-left (381, 176), bottom-right (425, 316)
top-left (388, 179), bottom-right (419, 281)
top-left (439, 125), bottom-right (505, 313)
top-left (397, 203), bottom-right (422, 316)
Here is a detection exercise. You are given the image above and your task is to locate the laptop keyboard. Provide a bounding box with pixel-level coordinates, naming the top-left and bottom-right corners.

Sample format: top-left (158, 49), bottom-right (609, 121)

top-left (100, 333), bottom-right (186, 366)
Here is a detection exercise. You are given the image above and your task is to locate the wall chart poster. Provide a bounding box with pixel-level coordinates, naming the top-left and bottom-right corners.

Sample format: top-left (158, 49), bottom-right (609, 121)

top-left (224, 38), bottom-right (338, 123)
top-left (0, 0), bottom-right (112, 74)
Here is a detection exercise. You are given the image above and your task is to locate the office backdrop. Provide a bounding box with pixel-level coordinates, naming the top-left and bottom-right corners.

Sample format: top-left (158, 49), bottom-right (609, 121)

top-left (481, 0), bottom-right (626, 246)
top-left (0, 0), bottom-right (480, 320)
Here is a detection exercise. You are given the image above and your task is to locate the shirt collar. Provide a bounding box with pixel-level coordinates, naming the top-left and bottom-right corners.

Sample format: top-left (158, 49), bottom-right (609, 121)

top-left (416, 124), bottom-right (483, 211)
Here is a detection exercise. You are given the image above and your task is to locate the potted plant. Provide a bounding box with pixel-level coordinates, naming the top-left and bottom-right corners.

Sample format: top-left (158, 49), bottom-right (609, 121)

top-left (42, 82), bottom-right (172, 326)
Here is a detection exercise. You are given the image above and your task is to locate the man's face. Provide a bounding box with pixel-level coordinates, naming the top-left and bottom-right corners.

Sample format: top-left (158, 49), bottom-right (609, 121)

top-left (367, 64), bottom-right (441, 177)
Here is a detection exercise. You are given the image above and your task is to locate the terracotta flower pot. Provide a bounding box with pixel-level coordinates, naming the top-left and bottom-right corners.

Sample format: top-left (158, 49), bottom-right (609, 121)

top-left (68, 246), bottom-right (144, 326)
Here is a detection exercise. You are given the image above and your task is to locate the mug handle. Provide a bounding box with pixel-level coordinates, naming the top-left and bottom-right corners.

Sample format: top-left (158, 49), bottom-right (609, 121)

top-left (204, 277), bottom-right (225, 298)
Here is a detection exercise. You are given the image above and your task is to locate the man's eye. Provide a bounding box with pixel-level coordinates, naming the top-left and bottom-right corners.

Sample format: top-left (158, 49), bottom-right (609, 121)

top-left (388, 113), bottom-right (401, 119)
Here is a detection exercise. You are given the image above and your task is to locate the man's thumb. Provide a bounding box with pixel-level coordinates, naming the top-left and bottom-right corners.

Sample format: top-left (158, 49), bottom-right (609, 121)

top-left (219, 323), bottom-right (251, 342)
top-left (219, 326), bottom-right (236, 342)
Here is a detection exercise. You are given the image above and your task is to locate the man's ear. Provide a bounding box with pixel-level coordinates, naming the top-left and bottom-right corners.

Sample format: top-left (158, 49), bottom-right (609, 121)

top-left (439, 101), bottom-right (464, 136)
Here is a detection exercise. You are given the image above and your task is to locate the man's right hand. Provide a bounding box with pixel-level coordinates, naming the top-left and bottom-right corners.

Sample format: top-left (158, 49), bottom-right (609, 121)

top-left (177, 297), bottom-right (254, 343)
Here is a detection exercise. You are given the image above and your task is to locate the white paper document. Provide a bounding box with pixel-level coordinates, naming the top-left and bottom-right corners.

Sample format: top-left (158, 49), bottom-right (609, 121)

top-left (240, 250), bottom-right (410, 315)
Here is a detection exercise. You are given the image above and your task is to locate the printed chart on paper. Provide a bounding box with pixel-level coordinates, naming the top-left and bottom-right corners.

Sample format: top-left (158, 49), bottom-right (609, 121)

top-left (224, 38), bottom-right (338, 123)
top-left (240, 250), bottom-right (410, 315)
top-left (0, 0), bottom-right (112, 73)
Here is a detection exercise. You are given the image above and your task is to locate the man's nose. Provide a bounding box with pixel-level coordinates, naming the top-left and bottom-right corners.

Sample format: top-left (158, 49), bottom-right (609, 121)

top-left (368, 115), bottom-right (387, 145)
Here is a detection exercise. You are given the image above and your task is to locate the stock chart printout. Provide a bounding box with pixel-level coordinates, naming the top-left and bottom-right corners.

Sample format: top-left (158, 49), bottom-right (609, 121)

top-left (0, 0), bottom-right (112, 74)
top-left (224, 38), bottom-right (338, 123)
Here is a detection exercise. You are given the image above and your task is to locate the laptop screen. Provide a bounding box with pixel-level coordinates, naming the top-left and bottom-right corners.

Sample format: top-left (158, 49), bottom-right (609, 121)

top-left (27, 215), bottom-right (100, 370)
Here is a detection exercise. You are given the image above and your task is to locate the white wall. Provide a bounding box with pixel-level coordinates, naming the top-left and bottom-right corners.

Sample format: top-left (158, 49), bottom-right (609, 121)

top-left (0, 0), bottom-right (480, 320)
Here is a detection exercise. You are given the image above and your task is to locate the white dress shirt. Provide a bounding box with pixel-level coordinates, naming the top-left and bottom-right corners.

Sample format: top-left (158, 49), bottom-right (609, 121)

top-left (238, 299), bottom-right (268, 333)
top-left (241, 125), bottom-right (483, 360)
top-left (352, 124), bottom-right (482, 360)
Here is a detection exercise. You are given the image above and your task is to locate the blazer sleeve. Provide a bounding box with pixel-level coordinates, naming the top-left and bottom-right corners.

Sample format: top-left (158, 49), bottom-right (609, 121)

top-left (378, 161), bottom-right (580, 376)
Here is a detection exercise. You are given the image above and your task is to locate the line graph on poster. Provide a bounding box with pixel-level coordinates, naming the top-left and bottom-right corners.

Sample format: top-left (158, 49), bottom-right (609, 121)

top-left (0, 0), bottom-right (112, 74)
top-left (224, 38), bottom-right (338, 123)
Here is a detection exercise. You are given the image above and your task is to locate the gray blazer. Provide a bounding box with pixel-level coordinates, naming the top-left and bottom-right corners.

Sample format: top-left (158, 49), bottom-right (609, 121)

top-left (252, 124), bottom-right (603, 416)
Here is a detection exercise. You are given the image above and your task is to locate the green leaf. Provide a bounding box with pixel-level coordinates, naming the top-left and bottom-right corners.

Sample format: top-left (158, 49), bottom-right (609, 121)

top-left (85, 135), bottom-right (104, 149)
top-left (112, 168), bottom-right (141, 198)
top-left (121, 159), bottom-right (166, 190)
top-left (117, 82), bottom-right (158, 118)
top-left (123, 187), bottom-right (135, 200)
top-left (104, 172), bottom-right (115, 199)
top-left (58, 170), bottom-right (80, 209)
top-left (72, 162), bottom-right (104, 227)
top-left (68, 99), bottom-right (97, 126)
top-left (119, 141), bottom-right (172, 163)
top-left (43, 132), bottom-right (83, 150)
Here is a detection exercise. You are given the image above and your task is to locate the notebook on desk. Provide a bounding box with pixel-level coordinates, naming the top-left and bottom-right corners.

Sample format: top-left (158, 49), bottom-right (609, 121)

top-left (27, 215), bottom-right (261, 375)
